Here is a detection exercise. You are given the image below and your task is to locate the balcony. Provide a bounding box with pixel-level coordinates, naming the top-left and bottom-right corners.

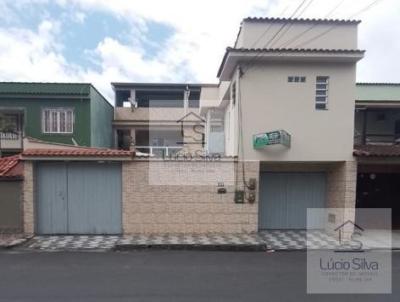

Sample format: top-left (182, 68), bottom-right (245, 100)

top-left (135, 146), bottom-right (183, 157)
top-left (114, 107), bottom-right (200, 125)
top-left (0, 131), bottom-right (23, 151)
top-left (355, 108), bottom-right (400, 146)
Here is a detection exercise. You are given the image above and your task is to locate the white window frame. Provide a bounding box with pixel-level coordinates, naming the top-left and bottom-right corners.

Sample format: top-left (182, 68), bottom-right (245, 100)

top-left (42, 108), bottom-right (74, 134)
top-left (315, 76), bottom-right (329, 110)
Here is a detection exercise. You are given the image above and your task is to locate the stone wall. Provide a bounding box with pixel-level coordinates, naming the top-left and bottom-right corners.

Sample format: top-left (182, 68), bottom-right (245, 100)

top-left (122, 159), bottom-right (259, 234)
top-left (22, 161), bottom-right (34, 235)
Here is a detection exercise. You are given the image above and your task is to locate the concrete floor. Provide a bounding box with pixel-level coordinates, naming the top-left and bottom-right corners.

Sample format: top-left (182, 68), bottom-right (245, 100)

top-left (0, 250), bottom-right (399, 302)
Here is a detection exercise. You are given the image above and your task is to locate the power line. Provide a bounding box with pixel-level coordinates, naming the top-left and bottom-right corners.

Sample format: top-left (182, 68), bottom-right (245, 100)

top-left (242, 0), bottom-right (313, 74)
top-left (295, 0), bottom-right (385, 48)
top-left (280, 0), bottom-right (345, 48)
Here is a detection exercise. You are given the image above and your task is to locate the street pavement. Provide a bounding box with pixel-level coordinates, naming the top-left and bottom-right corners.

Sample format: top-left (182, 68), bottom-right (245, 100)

top-left (0, 250), bottom-right (399, 302)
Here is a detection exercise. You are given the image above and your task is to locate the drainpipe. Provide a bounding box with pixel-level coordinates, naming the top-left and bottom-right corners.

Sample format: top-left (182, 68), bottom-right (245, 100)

top-left (183, 85), bottom-right (190, 115)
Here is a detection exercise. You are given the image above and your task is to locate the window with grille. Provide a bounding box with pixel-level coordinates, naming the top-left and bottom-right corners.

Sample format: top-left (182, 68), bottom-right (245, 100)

top-left (315, 76), bottom-right (329, 110)
top-left (42, 108), bottom-right (74, 134)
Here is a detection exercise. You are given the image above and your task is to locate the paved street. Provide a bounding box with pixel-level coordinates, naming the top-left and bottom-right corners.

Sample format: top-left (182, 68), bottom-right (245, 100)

top-left (0, 250), bottom-right (399, 302)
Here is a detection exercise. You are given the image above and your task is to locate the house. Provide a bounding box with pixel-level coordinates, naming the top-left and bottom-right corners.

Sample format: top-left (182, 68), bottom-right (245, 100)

top-left (112, 82), bottom-right (211, 157)
top-left (354, 83), bottom-right (400, 229)
top-left (16, 18), bottom-right (400, 236)
top-left (201, 17), bottom-right (364, 230)
top-left (0, 82), bottom-right (114, 156)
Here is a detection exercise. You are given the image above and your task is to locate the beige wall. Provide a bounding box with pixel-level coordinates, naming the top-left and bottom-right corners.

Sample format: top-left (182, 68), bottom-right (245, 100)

top-left (122, 160), bottom-right (259, 234)
top-left (238, 62), bottom-right (356, 161)
top-left (237, 21), bottom-right (358, 49)
top-left (22, 161), bottom-right (34, 235)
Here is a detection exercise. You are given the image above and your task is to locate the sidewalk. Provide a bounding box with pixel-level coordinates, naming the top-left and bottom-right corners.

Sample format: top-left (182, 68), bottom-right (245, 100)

top-left (16, 230), bottom-right (400, 252)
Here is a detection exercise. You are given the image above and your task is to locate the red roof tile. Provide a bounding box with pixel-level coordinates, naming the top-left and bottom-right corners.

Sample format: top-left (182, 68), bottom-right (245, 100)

top-left (22, 148), bottom-right (134, 158)
top-left (0, 155), bottom-right (21, 177)
top-left (354, 145), bottom-right (400, 157)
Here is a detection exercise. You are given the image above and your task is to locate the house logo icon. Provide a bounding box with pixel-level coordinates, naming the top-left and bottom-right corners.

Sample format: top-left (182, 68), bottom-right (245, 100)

top-left (176, 112), bottom-right (205, 147)
top-left (334, 220), bottom-right (364, 251)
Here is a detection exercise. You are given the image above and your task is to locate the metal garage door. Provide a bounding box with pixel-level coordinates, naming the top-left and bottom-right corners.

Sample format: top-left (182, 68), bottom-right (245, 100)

top-left (36, 162), bottom-right (122, 234)
top-left (259, 172), bottom-right (326, 229)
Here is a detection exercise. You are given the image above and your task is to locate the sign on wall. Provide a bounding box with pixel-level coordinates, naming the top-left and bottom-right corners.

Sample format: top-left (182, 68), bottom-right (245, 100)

top-left (253, 130), bottom-right (291, 149)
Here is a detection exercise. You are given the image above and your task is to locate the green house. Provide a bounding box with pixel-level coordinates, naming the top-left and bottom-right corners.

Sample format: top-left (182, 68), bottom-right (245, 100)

top-left (0, 82), bottom-right (113, 155)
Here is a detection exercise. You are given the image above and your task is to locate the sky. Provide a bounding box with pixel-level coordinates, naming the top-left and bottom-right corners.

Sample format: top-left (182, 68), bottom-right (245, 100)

top-left (0, 0), bottom-right (399, 101)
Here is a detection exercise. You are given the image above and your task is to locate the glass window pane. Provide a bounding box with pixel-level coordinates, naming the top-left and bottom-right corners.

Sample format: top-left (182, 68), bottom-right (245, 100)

top-left (66, 111), bottom-right (73, 133)
top-left (316, 90), bottom-right (327, 96)
top-left (59, 111), bottom-right (66, 132)
top-left (288, 76), bottom-right (294, 82)
top-left (316, 103), bottom-right (327, 110)
top-left (316, 96), bottom-right (327, 102)
top-left (316, 84), bottom-right (327, 89)
top-left (51, 111), bottom-right (58, 132)
top-left (44, 110), bottom-right (50, 132)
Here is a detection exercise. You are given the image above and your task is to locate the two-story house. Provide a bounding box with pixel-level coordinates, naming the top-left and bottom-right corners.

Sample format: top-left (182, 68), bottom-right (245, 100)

top-left (0, 82), bottom-right (113, 156)
top-left (201, 17), bottom-right (364, 230)
top-left (112, 82), bottom-right (211, 157)
top-left (354, 83), bottom-right (400, 229)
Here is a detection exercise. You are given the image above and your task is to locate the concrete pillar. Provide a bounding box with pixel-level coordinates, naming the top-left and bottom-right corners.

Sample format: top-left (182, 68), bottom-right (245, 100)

top-left (22, 161), bottom-right (34, 235)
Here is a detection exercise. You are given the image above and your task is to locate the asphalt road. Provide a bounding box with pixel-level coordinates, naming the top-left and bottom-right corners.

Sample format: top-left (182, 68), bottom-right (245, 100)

top-left (0, 250), bottom-right (399, 302)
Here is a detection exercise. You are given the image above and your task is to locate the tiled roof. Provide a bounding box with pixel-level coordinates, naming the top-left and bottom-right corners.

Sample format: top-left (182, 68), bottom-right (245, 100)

top-left (217, 47), bottom-right (365, 77)
top-left (226, 47), bottom-right (365, 54)
top-left (22, 148), bottom-right (134, 158)
top-left (354, 145), bottom-right (400, 157)
top-left (243, 17), bottom-right (361, 24)
top-left (0, 155), bottom-right (21, 178)
top-left (0, 82), bottom-right (91, 96)
top-left (357, 83), bottom-right (400, 86)
top-left (356, 83), bottom-right (400, 102)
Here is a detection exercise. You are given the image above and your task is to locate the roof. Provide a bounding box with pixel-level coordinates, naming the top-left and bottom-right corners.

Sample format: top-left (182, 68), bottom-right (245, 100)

top-left (217, 47), bottom-right (365, 78)
top-left (112, 82), bottom-right (218, 90)
top-left (0, 82), bottom-right (92, 96)
top-left (356, 83), bottom-right (400, 102)
top-left (242, 17), bottom-right (361, 24)
top-left (354, 145), bottom-right (400, 157)
top-left (0, 155), bottom-right (22, 178)
top-left (21, 148), bottom-right (134, 159)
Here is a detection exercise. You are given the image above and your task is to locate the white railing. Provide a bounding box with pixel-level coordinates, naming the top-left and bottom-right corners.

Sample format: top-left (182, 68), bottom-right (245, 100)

top-left (0, 131), bottom-right (23, 150)
top-left (135, 146), bottom-right (183, 157)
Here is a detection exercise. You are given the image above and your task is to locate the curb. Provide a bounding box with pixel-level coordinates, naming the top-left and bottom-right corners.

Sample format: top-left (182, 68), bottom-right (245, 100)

top-left (114, 243), bottom-right (268, 252)
top-left (0, 238), bottom-right (30, 250)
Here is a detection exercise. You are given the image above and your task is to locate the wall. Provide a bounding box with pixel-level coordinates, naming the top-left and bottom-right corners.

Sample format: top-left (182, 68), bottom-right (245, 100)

top-left (90, 86), bottom-right (113, 148)
top-left (122, 159), bottom-right (259, 234)
top-left (237, 21), bottom-right (358, 49)
top-left (239, 62), bottom-right (356, 161)
top-left (22, 161), bottom-right (34, 235)
top-left (0, 98), bottom-right (91, 146)
top-left (0, 180), bottom-right (22, 233)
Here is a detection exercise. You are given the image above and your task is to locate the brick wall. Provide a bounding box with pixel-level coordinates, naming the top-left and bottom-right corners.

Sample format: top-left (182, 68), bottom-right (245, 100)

top-left (22, 161), bottom-right (34, 235)
top-left (122, 159), bottom-right (259, 234)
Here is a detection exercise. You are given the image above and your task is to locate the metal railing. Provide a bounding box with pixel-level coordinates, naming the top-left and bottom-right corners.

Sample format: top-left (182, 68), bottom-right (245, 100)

top-left (0, 131), bottom-right (23, 150)
top-left (135, 146), bottom-right (183, 157)
top-left (355, 133), bottom-right (399, 145)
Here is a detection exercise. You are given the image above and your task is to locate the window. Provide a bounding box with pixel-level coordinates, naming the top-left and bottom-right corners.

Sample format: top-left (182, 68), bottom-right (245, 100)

top-left (288, 76), bottom-right (306, 83)
top-left (42, 108), bottom-right (74, 133)
top-left (315, 76), bottom-right (329, 110)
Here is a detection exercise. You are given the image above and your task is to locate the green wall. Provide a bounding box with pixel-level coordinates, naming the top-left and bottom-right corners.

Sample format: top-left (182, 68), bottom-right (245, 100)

top-left (90, 87), bottom-right (114, 148)
top-left (0, 97), bottom-right (91, 146)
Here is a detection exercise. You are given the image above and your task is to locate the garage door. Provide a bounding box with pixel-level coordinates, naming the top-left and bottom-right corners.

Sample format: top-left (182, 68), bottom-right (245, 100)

top-left (36, 162), bottom-right (122, 234)
top-left (259, 172), bottom-right (326, 230)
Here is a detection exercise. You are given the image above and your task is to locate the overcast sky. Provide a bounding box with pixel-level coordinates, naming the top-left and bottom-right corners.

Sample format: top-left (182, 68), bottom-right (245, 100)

top-left (0, 0), bottom-right (398, 101)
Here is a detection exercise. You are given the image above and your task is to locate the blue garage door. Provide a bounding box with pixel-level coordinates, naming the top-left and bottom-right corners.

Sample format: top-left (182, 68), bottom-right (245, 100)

top-left (36, 162), bottom-right (122, 234)
top-left (259, 172), bottom-right (326, 229)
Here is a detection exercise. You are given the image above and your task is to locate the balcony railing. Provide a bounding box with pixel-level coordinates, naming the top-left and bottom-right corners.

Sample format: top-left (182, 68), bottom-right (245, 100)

top-left (0, 131), bottom-right (23, 150)
top-left (135, 146), bottom-right (183, 157)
